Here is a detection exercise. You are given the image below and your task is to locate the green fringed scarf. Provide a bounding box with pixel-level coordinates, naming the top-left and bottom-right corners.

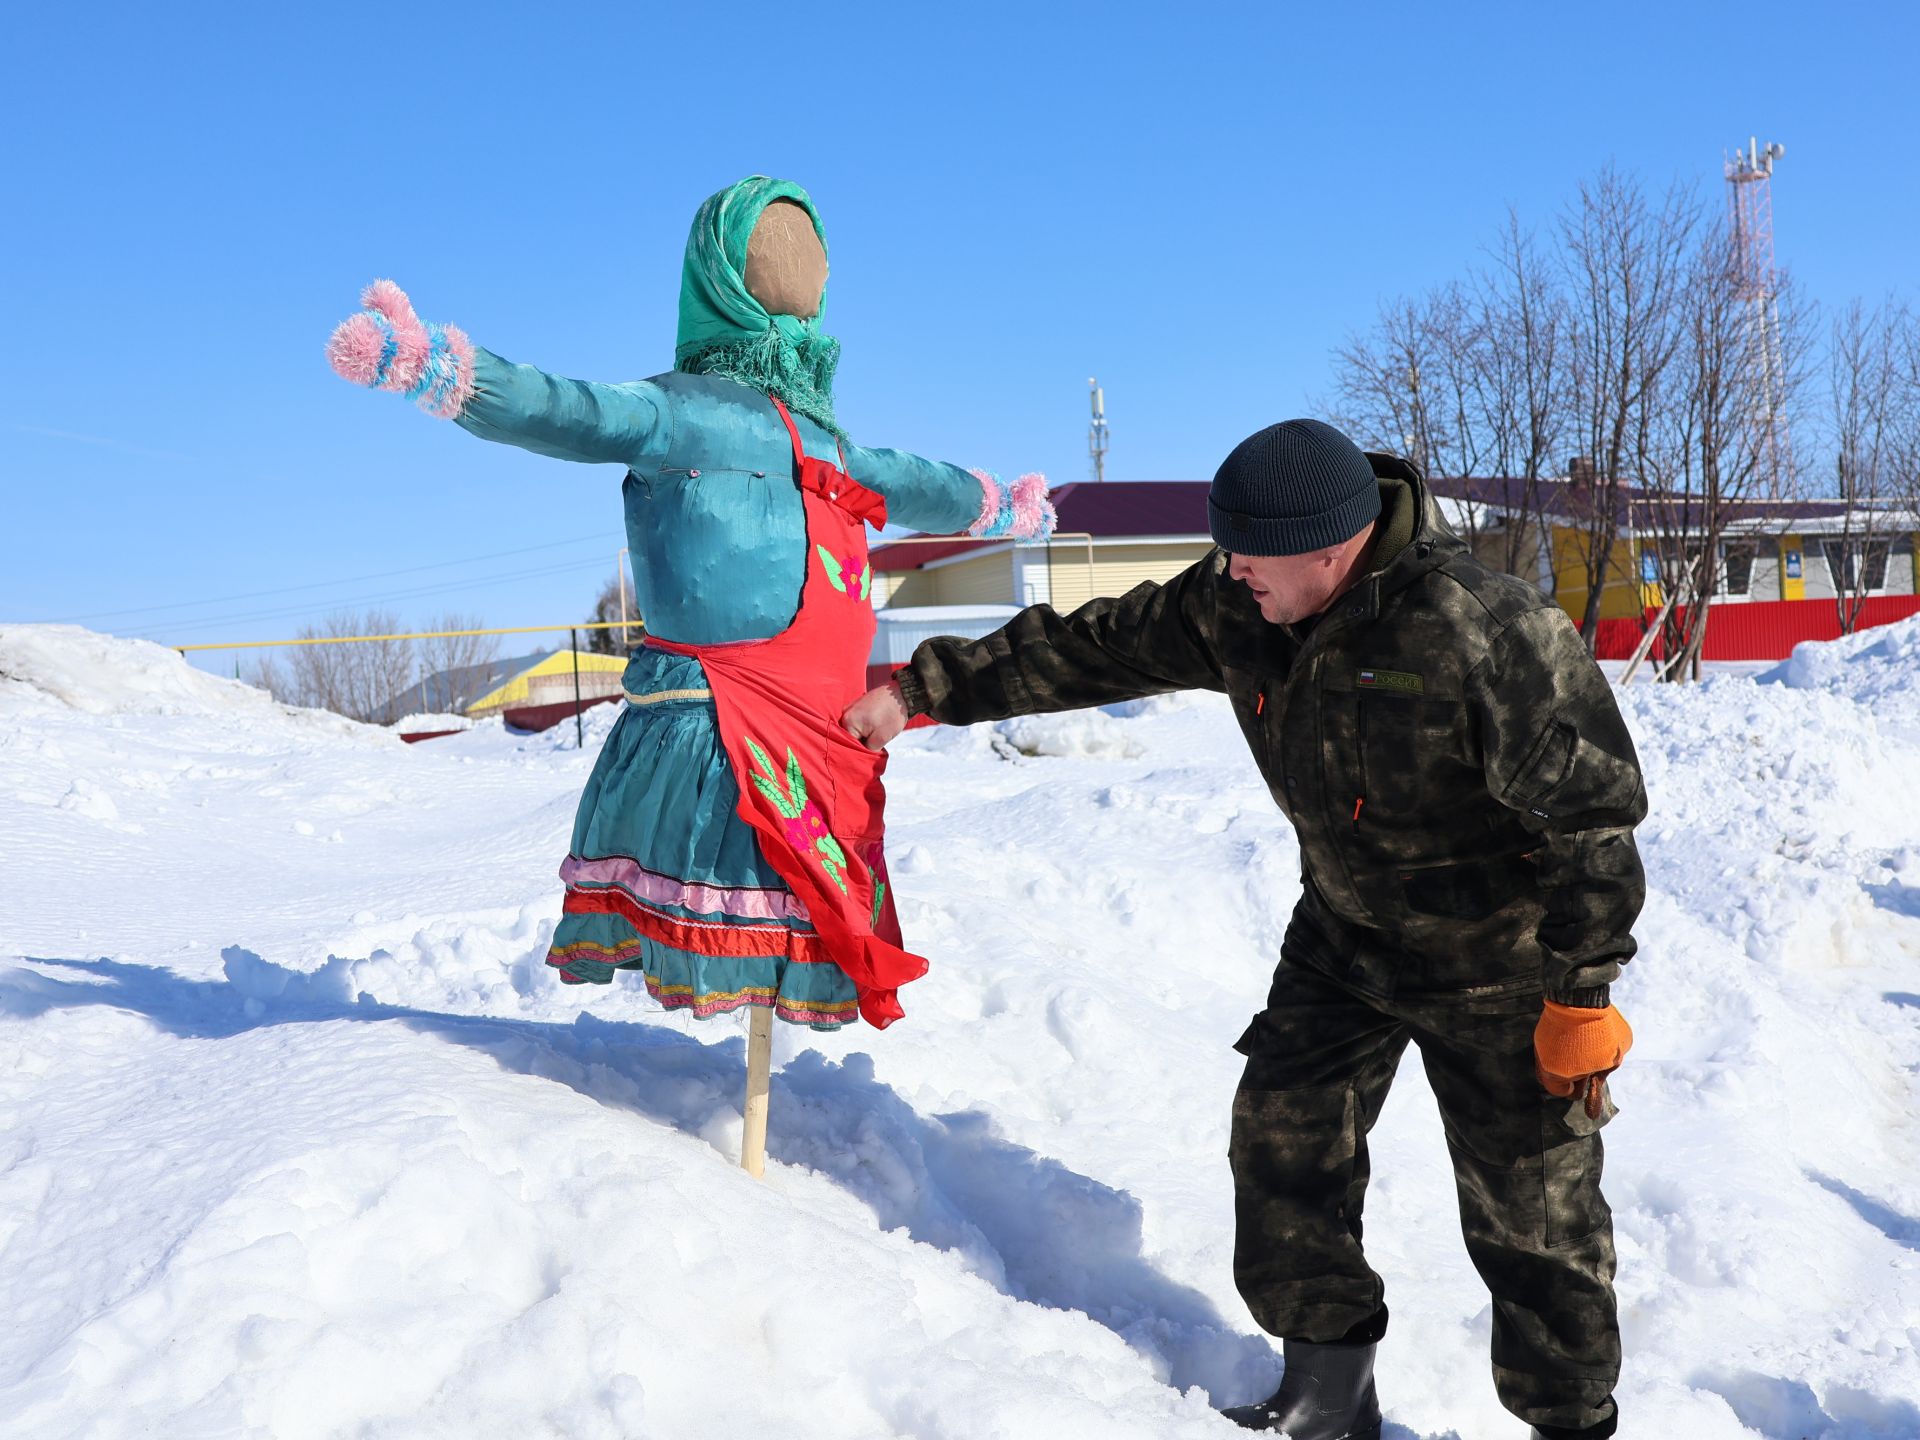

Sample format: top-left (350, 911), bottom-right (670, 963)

top-left (675, 176), bottom-right (843, 438)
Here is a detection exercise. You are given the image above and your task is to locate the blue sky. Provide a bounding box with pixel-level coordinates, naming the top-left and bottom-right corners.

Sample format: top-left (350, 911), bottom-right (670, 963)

top-left (5, 1), bottom-right (1914, 672)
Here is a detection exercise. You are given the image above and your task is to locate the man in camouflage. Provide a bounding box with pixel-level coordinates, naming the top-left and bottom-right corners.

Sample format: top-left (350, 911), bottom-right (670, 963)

top-left (843, 419), bottom-right (1645, 1440)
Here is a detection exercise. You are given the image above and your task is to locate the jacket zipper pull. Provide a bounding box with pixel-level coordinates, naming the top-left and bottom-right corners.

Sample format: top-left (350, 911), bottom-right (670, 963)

top-left (1255, 692), bottom-right (1266, 716)
top-left (1352, 796), bottom-right (1365, 830)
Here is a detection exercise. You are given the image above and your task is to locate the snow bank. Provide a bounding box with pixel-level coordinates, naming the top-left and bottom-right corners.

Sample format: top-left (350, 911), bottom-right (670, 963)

top-left (0, 968), bottom-right (1235, 1440)
top-left (392, 711), bottom-right (474, 734)
top-left (1759, 615), bottom-right (1920, 742)
top-left (4, 623), bottom-right (1920, 1437)
top-left (427, 699), bottom-right (625, 759)
top-left (0, 624), bottom-right (382, 742)
top-left (915, 695), bottom-right (1225, 764)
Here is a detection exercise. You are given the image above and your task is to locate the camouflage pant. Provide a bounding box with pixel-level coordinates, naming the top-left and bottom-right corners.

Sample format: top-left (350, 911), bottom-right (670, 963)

top-left (1229, 959), bottom-right (1620, 1433)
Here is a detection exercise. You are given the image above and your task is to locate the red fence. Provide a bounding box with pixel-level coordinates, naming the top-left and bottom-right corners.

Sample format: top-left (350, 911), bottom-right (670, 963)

top-left (1592, 596), bottom-right (1920, 663)
top-left (502, 691), bottom-right (623, 732)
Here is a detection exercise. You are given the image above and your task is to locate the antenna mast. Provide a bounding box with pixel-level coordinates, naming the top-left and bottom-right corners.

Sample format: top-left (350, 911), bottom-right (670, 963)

top-left (1088, 377), bottom-right (1110, 482)
top-left (1725, 136), bottom-right (1790, 496)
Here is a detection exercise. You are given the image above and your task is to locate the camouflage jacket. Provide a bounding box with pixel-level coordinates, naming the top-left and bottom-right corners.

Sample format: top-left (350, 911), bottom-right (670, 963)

top-left (895, 457), bottom-right (1648, 1003)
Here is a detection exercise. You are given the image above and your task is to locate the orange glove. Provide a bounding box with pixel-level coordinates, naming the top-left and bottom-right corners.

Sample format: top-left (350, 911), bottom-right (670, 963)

top-left (1535, 1000), bottom-right (1633, 1119)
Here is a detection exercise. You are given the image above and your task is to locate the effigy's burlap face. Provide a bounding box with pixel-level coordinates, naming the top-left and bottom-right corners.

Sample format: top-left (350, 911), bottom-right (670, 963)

top-left (744, 200), bottom-right (828, 319)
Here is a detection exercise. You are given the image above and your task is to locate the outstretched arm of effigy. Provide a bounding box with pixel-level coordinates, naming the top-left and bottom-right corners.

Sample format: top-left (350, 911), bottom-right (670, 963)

top-left (846, 444), bottom-right (1055, 541)
top-left (326, 280), bottom-right (664, 466)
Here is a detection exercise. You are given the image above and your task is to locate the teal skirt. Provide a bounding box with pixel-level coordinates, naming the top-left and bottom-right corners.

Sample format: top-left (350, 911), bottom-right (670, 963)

top-left (545, 648), bottom-right (860, 1029)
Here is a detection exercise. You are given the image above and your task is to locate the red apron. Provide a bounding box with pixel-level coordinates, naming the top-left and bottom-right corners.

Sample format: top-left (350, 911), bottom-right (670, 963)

top-left (645, 399), bottom-right (923, 1029)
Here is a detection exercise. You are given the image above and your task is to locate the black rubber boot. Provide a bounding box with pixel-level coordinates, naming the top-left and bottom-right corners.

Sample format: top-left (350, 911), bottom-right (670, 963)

top-left (1220, 1338), bottom-right (1382, 1437)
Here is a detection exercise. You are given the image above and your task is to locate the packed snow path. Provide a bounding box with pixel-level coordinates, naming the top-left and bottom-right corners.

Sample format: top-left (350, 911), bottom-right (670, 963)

top-left (2, 622), bottom-right (1918, 1438)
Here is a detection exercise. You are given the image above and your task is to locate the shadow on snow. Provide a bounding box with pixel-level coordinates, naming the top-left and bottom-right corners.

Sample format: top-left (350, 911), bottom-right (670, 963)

top-left (1806, 1170), bottom-right (1920, 1254)
top-left (1691, 1368), bottom-right (1920, 1440)
top-left (1865, 877), bottom-right (1920, 921)
top-left (1, 952), bottom-right (1277, 1408)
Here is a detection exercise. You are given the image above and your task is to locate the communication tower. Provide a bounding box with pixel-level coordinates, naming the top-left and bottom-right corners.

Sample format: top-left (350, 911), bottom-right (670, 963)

top-left (1725, 136), bottom-right (1790, 494)
top-left (1088, 378), bottom-right (1110, 482)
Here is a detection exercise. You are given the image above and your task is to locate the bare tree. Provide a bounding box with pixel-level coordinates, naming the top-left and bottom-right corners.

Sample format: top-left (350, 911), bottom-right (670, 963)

top-left (245, 609), bottom-right (415, 723)
top-left (1421, 282), bottom-right (1496, 498)
top-left (1901, 319), bottom-right (1920, 520)
top-left (1826, 298), bottom-right (1919, 633)
top-left (1330, 287), bottom-right (1500, 556)
top-left (246, 653), bottom-right (290, 704)
top-left (1635, 229), bottom-right (1812, 680)
top-left (1558, 168), bottom-right (1699, 649)
top-left (585, 570), bottom-right (642, 655)
top-left (1321, 161), bottom-right (1920, 671)
top-left (1331, 294), bottom-right (1445, 473)
top-left (415, 611), bottom-right (500, 714)
top-left (1328, 214), bottom-right (1573, 592)
top-left (1475, 211), bottom-right (1567, 587)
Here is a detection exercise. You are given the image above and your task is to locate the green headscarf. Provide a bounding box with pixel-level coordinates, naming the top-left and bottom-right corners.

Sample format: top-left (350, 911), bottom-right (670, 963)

top-left (675, 176), bottom-right (843, 438)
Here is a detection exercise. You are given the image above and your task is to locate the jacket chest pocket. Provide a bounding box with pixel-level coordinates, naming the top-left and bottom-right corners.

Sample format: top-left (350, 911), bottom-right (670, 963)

top-left (1346, 692), bottom-right (1468, 821)
top-left (1224, 666), bottom-right (1287, 806)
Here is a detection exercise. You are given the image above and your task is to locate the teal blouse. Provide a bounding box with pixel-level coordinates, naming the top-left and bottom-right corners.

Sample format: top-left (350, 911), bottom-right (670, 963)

top-left (455, 350), bottom-right (985, 645)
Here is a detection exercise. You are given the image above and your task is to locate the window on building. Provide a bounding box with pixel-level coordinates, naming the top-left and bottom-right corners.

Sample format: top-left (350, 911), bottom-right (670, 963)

top-left (1823, 538), bottom-right (1894, 593)
top-left (1824, 540), bottom-right (1853, 591)
top-left (1720, 540), bottom-right (1758, 597)
top-left (1867, 541), bottom-right (1894, 591)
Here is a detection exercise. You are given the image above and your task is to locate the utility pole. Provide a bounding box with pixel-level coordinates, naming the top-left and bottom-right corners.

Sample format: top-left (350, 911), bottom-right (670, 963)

top-left (1088, 377), bottom-right (1110, 482)
top-left (569, 627), bottom-right (584, 748)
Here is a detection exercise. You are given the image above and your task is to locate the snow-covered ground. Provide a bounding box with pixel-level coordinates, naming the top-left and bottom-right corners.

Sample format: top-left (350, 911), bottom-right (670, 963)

top-left (2, 620), bottom-right (1918, 1439)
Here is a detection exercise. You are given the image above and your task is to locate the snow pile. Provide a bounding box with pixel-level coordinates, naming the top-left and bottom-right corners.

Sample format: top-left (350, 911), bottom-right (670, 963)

top-left (0, 623), bottom-right (381, 743)
top-left (4, 624), bottom-right (1920, 1438)
top-left (1759, 614), bottom-right (1920, 742)
top-left (426, 699), bottom-right (626, 759)
top-left (996, 711), bottom-right (1146, 760)
top-left (515, 697), bottom-right (625, 751)
top-left (0, 963), bottom-right (1236, 1439)
top-left (916, 694), bottom-right (1222, 764)
top-left (392, 711), bottom-right (474, 734)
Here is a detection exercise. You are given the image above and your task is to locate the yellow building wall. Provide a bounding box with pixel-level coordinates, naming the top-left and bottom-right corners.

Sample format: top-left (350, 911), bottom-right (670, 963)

top-left (468, 651), bottom-right (629, 717)
top-left (1045, 542), bottom-right (1216, 610)
top-left (871, 552), bottom-right (1014, 607)
top-left (1549, 524), bottom-right (1647, 621)
top-left (1778, 533), bottom-right (1806, 600)
top-left (1464, 527), bottom-right (1561, 593)
top-left (874, 570), bottom-right (933, 607)
top-left (880, 540), bottom-right (1285, 612)
top-left (929, 551), bottom-right (1018, 606)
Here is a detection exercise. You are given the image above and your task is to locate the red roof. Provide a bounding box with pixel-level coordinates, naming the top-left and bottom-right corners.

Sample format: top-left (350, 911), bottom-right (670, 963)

top-left (1049, 480), bottom-right (1212, 537)
top-left (872, 480), bottom-right (1212, 572)
top-left (871, 536), bottom-right (996, 571)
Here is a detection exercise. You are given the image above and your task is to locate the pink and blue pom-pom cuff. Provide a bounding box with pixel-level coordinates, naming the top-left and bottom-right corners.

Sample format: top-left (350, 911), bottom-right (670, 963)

top-left (326, 279), bottom-right (476, 420)
top-left (967, 469), bottom-right (1055, 541)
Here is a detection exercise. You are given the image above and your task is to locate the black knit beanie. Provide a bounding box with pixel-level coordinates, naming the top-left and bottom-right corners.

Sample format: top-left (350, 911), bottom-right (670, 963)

top-left (1208, 418), bottom-right (1382, 556)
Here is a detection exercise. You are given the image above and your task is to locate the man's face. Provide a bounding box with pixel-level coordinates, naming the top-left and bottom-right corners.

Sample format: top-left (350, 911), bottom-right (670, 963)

top-left (1227, 547), bottom-right (1350, 625)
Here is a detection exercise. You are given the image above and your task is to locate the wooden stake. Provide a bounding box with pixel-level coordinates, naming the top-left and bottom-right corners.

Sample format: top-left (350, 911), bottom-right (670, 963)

top-left (741, 1004), bottom-right (774, 1179)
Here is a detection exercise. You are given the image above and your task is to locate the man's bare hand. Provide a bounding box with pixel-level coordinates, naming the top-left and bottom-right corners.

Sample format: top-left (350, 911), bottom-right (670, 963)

top-left (844, 681), bottom-right (911, 752)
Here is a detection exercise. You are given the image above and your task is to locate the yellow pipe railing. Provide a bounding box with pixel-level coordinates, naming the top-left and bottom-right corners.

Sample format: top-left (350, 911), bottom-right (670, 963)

top-left (172, 621), bottom-right (635, 654)
top-left (172, 532), bottom-right (1093, 654)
